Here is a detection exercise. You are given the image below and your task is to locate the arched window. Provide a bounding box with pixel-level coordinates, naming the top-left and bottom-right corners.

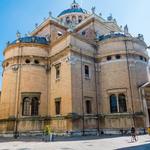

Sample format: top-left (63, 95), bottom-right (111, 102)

top-left (66, 16), bottom-right (70, 24)
top-left (78, 16), bottom-right (82, 23)
top-left (118, 94), bottom-right (127, 113)
top-left (31, 97), bottom-right (39, 116)
top-left (110, 94), bottom-right (117, 113)
top-left (60, 18), bottom-right (63, 23)
top-left (22, 97), bottom-right (30, 116)
top-left (72, 16), bottom-right (76, 23)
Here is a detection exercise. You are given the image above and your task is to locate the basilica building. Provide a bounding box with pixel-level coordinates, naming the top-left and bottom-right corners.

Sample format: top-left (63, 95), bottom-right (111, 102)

top-left (0, 1), bottom-right (150, 135)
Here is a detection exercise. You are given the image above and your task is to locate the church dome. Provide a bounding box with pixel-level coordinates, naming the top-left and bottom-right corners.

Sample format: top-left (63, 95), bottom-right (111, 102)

top-left (58, 8), bottom-right (87, 17)
top-left (57, 0), bottom-right (88, 25)
top-left (58, 0), bottom-right (87, 17)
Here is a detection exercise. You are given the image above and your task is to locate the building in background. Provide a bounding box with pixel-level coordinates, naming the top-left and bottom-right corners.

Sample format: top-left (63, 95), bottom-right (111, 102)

top-left (0, 0), bottom-right (150, 135)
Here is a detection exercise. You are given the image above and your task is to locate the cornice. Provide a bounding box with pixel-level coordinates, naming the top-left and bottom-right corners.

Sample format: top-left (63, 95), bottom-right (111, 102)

top-left (74, 15), bottom-right (121, 32)
top-left (31, 19), bottom-right (68, 36)
top-left (98, 36), bottom-right (147, 48)
top-left (3, 43), bottom-right (49, 56)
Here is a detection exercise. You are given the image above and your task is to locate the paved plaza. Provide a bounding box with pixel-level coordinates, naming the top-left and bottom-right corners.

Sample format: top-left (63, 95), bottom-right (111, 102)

top-left (0, 134), bottom-right (150, 150)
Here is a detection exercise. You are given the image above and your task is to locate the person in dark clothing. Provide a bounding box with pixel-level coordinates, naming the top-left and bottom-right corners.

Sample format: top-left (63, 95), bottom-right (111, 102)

top-left (131, 127), bottom-right (137, 142)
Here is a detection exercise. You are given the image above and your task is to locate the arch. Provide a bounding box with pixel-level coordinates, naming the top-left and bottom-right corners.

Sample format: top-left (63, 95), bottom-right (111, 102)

top-left (110, 94), bottom-right (117, 113)
top-left (118, 93), bottom-right (127, 113)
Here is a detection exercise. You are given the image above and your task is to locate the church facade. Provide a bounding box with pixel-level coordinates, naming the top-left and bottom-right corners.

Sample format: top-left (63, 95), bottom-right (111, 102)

top-left (0, 1), bottom-right (150, 135)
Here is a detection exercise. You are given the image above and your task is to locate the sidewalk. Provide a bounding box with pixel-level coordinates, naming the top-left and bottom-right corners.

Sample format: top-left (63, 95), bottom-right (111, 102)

top-left (0, 134), bottom-right (150, 150)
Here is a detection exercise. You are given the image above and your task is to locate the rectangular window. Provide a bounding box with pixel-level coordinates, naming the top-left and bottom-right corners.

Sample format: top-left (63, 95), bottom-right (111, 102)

top-left (84, 65), bottom-right (89, 78)
top-left (55, 64), bottom-right (61, 79)
top-left (86, 100), bottom-right (92, 114)
top-left (55, 98), bottom-right (61, 115)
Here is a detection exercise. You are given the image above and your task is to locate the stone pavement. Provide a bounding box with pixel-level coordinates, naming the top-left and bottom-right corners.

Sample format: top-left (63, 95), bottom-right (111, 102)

top-left (0, 134), bottom-right (150, 150)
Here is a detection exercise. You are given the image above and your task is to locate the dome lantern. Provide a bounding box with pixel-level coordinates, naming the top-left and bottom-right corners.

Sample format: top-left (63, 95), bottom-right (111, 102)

top-left (57, 0), bottom-right (89, 25)
top-left (71, 0), bottom-right (79, 9)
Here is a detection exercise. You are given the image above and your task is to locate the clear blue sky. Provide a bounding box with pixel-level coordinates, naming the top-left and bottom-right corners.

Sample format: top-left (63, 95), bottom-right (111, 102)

top-left (0, 0), bottom-right (150, 89)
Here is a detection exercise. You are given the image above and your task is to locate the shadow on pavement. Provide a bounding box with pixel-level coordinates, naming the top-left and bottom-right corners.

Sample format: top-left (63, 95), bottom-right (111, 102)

top-left (115, 143), bottom-right (150, 150)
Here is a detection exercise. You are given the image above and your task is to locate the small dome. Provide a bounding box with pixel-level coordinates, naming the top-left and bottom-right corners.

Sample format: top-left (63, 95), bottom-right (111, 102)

top-left (10, 36), bottom-right (49, 45)
top-left (58, 0), bottom-right (87, 17)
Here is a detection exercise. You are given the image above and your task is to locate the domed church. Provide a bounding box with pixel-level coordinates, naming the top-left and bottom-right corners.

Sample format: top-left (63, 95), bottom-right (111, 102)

top-left (0, 0), bottom-right (150, 135)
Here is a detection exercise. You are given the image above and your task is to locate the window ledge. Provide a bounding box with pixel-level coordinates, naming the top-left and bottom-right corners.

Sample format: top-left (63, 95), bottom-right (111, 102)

top-left (21, 115), bottom-right (40, 118)
top-left (84, 114), bottom-right (97, 118)
top-left (85, 113), bottom-right (94, 115)
top-left (84, 77), bottom-right (91, 80)
top-left (55, 78), bottom-right (61, 81)
top-left (100, 112), bottom-right (131, 117)
top-left (55, 114), bottom-right (62, 117)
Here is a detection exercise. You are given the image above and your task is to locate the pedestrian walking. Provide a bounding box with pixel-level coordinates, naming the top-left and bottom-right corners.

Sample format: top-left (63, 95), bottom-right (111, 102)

top-left (131, 127), bottom-right (137, 142)
top-left (43, 125), bottom-right (54, 142)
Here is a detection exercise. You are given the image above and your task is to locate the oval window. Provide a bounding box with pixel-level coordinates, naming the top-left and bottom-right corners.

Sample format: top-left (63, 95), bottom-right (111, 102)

top-left (6, 62), bottom-right (9, 67)
top-left (116, 55), bottom-right (121, 59)
top-left (34, 59), bottom-right (39, 64)
top-left (107, 56), bottom-right (112, 61)
top-left (25, 59), bottom-right (30, 64)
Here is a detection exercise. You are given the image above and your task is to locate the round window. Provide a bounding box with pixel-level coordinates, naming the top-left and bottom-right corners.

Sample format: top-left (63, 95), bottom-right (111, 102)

top-left (34, 59), bottom-right (39, 64)
top-left (139, 56), bottom-right (143, 60)
top-left (5, 62), bottom-right (9, 67)
top-left (25, 59), bottom-right (30, 64)
top-left (107, 56), bottom-right (112, 61)
top-left (116, 55), bottom-right (121, 59)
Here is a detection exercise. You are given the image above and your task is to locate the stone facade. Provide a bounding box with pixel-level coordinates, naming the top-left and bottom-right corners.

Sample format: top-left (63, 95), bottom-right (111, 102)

top-left (0, 1), bottom-right (149, 135)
